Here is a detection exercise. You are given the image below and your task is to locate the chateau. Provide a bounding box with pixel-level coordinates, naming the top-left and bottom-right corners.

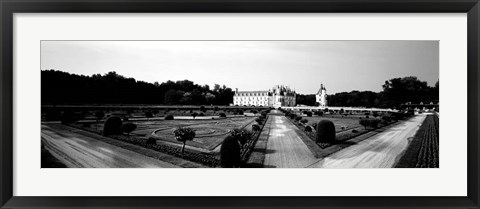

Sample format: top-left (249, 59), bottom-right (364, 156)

top-left (316, 84), bottom-right (328, 107)
top-left (233, 85), bottom-right (296, 108)
top-left (233, 84), bottom-right (328, 108)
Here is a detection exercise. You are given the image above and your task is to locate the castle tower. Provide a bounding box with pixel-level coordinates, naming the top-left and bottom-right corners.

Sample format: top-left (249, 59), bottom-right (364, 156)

top-left (316, 83), bottom-right (328, 107)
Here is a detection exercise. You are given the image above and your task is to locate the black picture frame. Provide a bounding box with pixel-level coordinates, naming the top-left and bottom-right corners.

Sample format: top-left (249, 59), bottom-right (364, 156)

top-left (1, 0), bottom-right (479, 208)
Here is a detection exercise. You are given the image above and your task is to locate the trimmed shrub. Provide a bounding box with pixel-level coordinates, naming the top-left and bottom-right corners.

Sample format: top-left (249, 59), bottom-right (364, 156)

top-left (146, 137), bottom-right (157, 145)
top-left (370, 119), bottom-right (380, 129)
top-left (305, 126), bottom-right (313, 132)
top-left (306, 111), bottom-right (313, 117)
top-left (359, 119), bottom-right (369, 130)
top-left (316, 111), bottom-right (324, 116)
top-left (381, 115), bottom-right (393, 122)
top-left (219, 113), bottom-right (226, 118)
top-left (145, 111), bottom-right (153, 119)
top-left (174, 127), bottom-right (196, 153)
top-left (359, 118), bottom-right (380, 129)
top-left (289, 113), bottom-right (296, 119)
top-left (191, 112), bottom-right (198, 119)
top-left (220, 135), bottom-right (241, 168)
top-left (300, 118), bottom-right (308, 124)
top-left (103, 116), bottom-right (123, 136)
top-left (260, 111), bottom-right (268, 118)
top-left (352, 129), bottom-right (359, 133)
top-left (199, 112), bottom-right (205, 117)
top-left (252, 124), bottom-right (260, 132)
top-left (316, 120), bottom-right (336, 143)
top-left (255, 117), bottom-right (264, 125)
top-left (164, 115), bottom-right (174, 120)
top-left (200, 105), bottom-right (206, 112)
top-left (121, 122), bottom-right (137, 136)
top-left (295, 115), bottom-right (302, 121)
top-left (230, 128), bottom-right (252, 145)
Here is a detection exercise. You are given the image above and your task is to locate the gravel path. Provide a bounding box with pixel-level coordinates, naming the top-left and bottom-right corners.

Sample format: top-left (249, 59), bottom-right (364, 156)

top-left (307, 114), bottom-right (427, 168)
top-left (42, 125), bottom-right (179, 168)
top-left (263, 116), bottom-right (317, 168)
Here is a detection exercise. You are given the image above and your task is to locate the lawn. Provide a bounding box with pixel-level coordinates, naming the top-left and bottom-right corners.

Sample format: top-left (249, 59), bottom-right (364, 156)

top-left (302, 116), bottom-right (363, 133)
top-left (150, 117), bottom-right (256, 150)
top-left (89, 116), bottom-right (256, 151)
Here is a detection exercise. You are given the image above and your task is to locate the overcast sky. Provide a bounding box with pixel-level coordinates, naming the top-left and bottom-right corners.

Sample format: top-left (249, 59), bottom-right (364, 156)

top-left (41, 41), bottom-right (438, 94)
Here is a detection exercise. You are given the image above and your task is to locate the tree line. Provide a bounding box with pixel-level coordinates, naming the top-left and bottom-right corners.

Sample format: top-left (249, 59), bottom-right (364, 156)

top-left (41, 70), bottom-right (235, 105)
top-left (296, 76), bottom-right (439, 109)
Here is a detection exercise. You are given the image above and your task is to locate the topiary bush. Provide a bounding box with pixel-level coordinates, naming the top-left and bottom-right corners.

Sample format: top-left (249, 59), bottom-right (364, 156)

top-left (220, 135), bottom-right (241, 168)
top-left (103, 116), bottom-right (123, 136)
top-left (315, 120), bottom-right (336, 143)
top-left (230, 128), bottom-right (252, 145)
top-left (252, 124), bottom-right (260, 132)
top-left (305, 126), bottom-right (313, 132)
top-left (300, 118), bottom-right (308, 124)
top-left (199, 112), bottom-right (205, 117)
top-left (121, 122), bottom-right (137, 136)
top-left (370, 119), bottom-right (380, 129)
top-left (191, 112), bottom-right (198, 119)
top-left (316, 111), bottom-right (324, 116)
top-left (219, 113), bottom-right (226, 118)
top-left (359, 118), bottom-right (370, 129)
top-left (164, 115), bottom-right (174, 120)
top-left (255, 117), bottom-right (264, 125)
top-left (306, 111), bottom-right (313, 117)
top-left (295, 115), bottom-right (302, 121)
top-left (146, 137), bottom-right (157, 145)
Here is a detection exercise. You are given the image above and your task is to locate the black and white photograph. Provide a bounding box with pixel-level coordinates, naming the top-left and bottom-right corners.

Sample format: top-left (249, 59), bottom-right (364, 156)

top-left (40, 40), bottom-right (439, 168)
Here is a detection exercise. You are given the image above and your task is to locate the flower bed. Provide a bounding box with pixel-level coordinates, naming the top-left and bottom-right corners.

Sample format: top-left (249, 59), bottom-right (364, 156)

top-left (239, 115), bottom-right (268, 163)
top-left (286, 115), bottom-right (392, 149)
top-left (68, 123), bottom-right (220, 167)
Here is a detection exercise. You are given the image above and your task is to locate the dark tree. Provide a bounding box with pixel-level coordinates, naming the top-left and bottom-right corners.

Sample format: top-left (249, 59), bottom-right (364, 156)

top-left (220, 135), bottom-right (241, 168)
top-left (316, 120), bottom-right (336, 143)
top-left (103, 116), bottom-right (123, 136)
top-left (174, 127), bottom-right (195, 153)
top-left (121, 123), bottom-right (137, 136)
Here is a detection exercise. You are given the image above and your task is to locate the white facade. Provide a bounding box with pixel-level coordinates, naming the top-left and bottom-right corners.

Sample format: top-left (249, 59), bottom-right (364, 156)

top-left (233, 85), bottom-right (296, 108)
top-left (316, 84), bottom-right (328, 107)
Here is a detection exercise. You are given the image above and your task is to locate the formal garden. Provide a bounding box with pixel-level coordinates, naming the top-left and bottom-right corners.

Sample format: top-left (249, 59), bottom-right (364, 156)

top-left (279, 108), bottom-right (413, 149)
top-left (44, 106), bottom-right (272, 168)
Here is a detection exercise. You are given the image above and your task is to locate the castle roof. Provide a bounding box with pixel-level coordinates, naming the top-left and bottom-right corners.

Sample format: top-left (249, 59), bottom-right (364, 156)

top-left (317, 84), bottom-right (326, 94)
